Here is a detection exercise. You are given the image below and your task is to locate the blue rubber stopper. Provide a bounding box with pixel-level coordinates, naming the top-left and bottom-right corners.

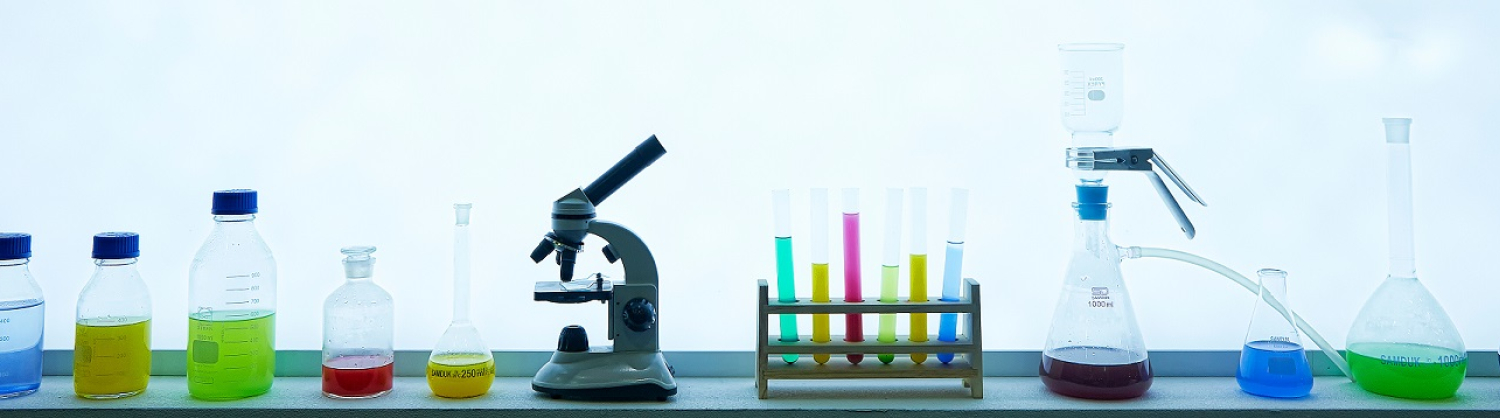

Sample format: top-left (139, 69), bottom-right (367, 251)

top-left (1076, 185), bottom-right (1109, 220)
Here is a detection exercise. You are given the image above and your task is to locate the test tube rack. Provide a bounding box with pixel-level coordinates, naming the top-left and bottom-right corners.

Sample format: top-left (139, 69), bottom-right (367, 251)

top-left (755, 278), bottom-right (983, 399)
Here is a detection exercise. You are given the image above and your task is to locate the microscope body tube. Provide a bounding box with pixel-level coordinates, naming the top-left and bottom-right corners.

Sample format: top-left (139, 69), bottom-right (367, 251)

top-left (937, 188), bottom-right (969, 364)
top-left (772, 190), bottom-right (799, 364)
top-left (877, 189), bottom-right (904, 364)
top-left (809, 189), bottom-right (832, 364)
top-left (841, 188), bottom-right (865, 364)
top-left (908, 188), bottom-right (930, 363)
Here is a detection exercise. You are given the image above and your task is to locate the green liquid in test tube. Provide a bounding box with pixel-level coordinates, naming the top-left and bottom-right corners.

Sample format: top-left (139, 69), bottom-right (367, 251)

top-left (772, 190), bottom-right (799, 364)
top-left (877, 189), bottom-right (904, 364)
top-left (809, 189), bottom-right (832, 364)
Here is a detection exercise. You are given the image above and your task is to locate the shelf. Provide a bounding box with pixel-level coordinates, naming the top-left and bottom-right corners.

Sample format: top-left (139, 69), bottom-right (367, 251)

top-left (766, 299), bottom-right (975, 314)
top-left (5, 376), bottom-right (1499, 417)
top-left (762, 357), bottom-right (978, 379)
top-left (766, 335), bottom-right (974, 354)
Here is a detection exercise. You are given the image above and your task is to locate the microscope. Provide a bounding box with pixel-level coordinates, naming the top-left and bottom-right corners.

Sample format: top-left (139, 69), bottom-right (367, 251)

top-left (527, 135), bottom-right (677, 401)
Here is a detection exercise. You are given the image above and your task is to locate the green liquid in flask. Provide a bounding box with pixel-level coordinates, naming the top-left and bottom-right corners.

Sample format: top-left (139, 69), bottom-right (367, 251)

top-left (1348, 342), bottom-right (1466, 400)
top-left (188, 311), bottom-right (275, 400)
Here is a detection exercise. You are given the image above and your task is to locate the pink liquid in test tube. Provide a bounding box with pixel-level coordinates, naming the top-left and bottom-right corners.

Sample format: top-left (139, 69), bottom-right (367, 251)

top-left (841, 188), bottom-right (864, 364)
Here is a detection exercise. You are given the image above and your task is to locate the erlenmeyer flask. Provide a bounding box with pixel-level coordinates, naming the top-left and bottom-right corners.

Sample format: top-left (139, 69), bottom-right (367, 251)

top-left (1346, 118), bottom-right (1467, 400)
top-left (1040, 185), bottom-right (1151, 400)
top-left (1236, 269), bottom-right (1312, 398)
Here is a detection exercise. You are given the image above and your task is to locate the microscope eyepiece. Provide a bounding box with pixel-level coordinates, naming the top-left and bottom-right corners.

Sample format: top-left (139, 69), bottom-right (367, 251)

top-left (582, 135), bottom-right (666, 206)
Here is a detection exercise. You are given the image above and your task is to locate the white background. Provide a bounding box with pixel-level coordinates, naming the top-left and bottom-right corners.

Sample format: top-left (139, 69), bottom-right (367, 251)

top-left (2, 0), bottom-right (1497, 352)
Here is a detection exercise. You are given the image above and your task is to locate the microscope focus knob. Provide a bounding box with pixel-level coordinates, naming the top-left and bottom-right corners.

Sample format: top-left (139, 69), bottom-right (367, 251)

top-left (622, 298), bottom-right (656, 332)
top-left (557, 325), bottom-right (590, 353)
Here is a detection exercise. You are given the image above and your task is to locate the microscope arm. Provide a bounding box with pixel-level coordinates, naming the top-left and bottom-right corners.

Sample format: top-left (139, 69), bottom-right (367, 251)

top-left (587, 220), bottom-right (659, 287)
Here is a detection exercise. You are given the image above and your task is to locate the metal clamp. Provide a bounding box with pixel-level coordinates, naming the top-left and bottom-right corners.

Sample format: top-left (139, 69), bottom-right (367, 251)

top-left (1066, 147), bottom-right (1207, 238)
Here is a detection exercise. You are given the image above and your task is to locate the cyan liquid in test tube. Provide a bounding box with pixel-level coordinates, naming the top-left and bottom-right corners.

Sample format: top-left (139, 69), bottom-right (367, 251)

top-left (772, 190), bottom-right (799, 364)
top-left (937, 189), bottom-right (968, 364)
top-left (876, 189), bottom-right (904, 364)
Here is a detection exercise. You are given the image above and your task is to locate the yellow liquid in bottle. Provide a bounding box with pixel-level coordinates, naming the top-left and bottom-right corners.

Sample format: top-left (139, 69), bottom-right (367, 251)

top-left (810, 263), bottom-right (831, 364)
top-left (909, 254), bottom-right (928, 363)
top-left (74, 318), bottom-right (151, 399)
top-left (427, 354), bottom-right (495, 398)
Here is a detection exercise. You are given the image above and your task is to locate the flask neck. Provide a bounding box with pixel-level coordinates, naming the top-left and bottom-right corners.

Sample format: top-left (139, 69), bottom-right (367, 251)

top-left (0, 258), bottom-right (28, 267)
top-left (213, 214), bottom-right (258, 230)
top-left (95, 258), bottom-right (138, 267)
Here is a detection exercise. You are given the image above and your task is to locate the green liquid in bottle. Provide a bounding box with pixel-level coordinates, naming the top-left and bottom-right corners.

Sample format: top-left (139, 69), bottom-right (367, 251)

top-left (188, 312), bottom-right (275, 400)
top-left (1347, 342), bottom-right (1466, 400)
top-left (774, 237), bottom-right (798, 364)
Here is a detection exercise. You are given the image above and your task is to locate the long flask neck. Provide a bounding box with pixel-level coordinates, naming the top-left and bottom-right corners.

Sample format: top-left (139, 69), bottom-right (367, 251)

top-left (1387, 142), bottom-right (1417, 279)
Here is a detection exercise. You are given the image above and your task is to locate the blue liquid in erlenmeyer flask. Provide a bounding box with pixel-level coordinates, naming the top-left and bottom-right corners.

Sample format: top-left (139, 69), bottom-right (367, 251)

top-left (1236, 340), bottom-right (1312, 398)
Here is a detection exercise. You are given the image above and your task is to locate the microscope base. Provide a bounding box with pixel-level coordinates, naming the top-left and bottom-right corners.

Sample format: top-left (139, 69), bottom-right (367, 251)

top-left (532, 349), bottom-right (677, 401)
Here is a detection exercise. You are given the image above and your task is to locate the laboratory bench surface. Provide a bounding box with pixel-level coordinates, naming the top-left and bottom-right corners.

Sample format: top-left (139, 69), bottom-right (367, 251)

top-left (4, 376), bottom-right (1500, 417)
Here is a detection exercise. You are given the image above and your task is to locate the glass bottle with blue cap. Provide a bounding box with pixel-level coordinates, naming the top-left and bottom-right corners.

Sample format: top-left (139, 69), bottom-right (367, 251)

top-left (74, 232), bottom-right (152, 399)
top-left (0, 232), bottom-right (45, 398)
top-left (187, 189), bottom-right (278, 400)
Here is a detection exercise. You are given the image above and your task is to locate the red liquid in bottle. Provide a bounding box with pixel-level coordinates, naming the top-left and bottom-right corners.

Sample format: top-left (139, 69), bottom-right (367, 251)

top-left (322, 355), bottom-right (394, 398)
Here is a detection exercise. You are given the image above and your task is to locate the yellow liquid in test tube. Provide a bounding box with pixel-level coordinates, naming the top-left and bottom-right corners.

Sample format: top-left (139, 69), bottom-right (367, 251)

top-left (74, 319), bottom-right (151, 399)
top-left (909, 254), bottom-right (928, 363)
top-left (810, 263), bottom-right (831, 364)
top-left (427, 354), bottom-right (495, 398)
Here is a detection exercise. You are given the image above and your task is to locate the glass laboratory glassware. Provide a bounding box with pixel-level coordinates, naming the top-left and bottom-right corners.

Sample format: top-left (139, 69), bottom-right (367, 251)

top-left (809, 188), bottom-right (833, 364)
top-left (74, 232), bottom-right (152, 399)
top-left (876, 188), bottom-right (903, 364)
top-left (1040, 186), bottom-right (1151, 400)
top-left (322, 246), bottom-right (394, 399)
top-left (428, 204), bottom-right (495, 398)
top-left (1346, 118), bottom-right (1467, 400)
top-left (937, 188), bottom-right (969, 364)
top-left (771, 190), bottom-right (799, 364)
top-left (1060, 43), bottom-right (1123, 149)
top-left (187, 189), bottom-right (277, 400)
top-left (841, 188), bottom-right (865, 364)
top-left (0, 233), bottom-right (44, 398)
top-left (1236, 269), bottom-right (1312, 398)
top-left (907, 188), bottom-right (929, 364)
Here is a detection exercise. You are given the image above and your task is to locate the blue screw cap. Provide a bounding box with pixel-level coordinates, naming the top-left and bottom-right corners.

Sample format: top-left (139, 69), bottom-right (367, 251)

top-left (213, 189), bottom-right (258, 215)
top-left (92, 232), bottom-right (140, 259)
top-left (0, 233), bottom-right (32, 260)
top-left (1076, 185), bottom-right (1109, 220)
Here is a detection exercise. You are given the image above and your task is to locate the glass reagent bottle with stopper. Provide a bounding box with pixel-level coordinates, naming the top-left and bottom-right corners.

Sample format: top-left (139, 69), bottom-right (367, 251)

top-left (323, 246), bottom-right (394, 399)
top-left (188, 189), bottom-right (277, 400)
top-left (1345, 118), bottom-right (1467, 399)
top-left (1236, 269), bottom-right (1312, 398)
top-left (1039, 186), bottom-right (1152, 400)
top-left (74, 232), bottom-right (152, 399)
top-left (0, 233), bottom-right (44, 398)
top-left (427, 204), bottom-right (495, 398)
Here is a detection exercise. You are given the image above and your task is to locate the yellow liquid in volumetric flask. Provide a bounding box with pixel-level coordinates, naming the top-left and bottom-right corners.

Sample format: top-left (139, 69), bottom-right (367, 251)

top-left (74, 318), bottom-right (151, 399)
top-left (188, 311), bottom-right (275, 400)
top-left (909, 254), bottom-right (928, 363)
top-left (428, 354), bottom-right (495, 398)
top-left (810, 263), bottom-right (831, 364)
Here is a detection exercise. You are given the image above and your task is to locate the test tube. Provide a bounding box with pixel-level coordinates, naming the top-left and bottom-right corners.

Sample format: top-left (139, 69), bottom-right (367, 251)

top-left (937, 188), bottom-right (969, 364)
top-left (876, 189), bottom-right (904, 364)
top-left (841, 188), bottom-right (864, 364)
top-left (772, 190), bottom-right (799, 364)
top-left (908, 188), bottom-right (930, 363)
top-left (809, 189), bottom-right (832, 364)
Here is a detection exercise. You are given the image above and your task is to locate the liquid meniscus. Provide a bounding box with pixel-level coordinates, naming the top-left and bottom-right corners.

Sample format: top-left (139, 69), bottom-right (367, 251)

top-left (188, 311), bottom-right (275, 400)
top-left (427, 354), bottom-right (495, 398)
top-left (74, 318), bottom-right (151, 399)
top-left (1236, 340), bottom-right (1312, 398)
top-left (1040, 346), bottom-right (1152, 400)
top-left (1348, 342), bottom-right (1467, 400)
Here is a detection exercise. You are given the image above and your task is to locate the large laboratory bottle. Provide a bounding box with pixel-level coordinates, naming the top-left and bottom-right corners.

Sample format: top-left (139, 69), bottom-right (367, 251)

top-left (74, 232), bottom-right (152, 399)
top-left (322, 246), bottom-right (394, 399)
top-left (0, 233), bottom-right (44, 398)
top-left (1346, 118), bottom-right (1467, 400)
top-left (1040, 185), bottom-right (1151, 400)
top-left (1236, 269), bottom-right (1312, 398)
top-left (188, 189), bottom-right (277, 400)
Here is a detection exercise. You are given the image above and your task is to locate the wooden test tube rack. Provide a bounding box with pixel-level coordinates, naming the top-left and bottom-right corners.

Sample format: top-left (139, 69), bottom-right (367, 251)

top-left (755, 278), bottom-right (983, 399)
